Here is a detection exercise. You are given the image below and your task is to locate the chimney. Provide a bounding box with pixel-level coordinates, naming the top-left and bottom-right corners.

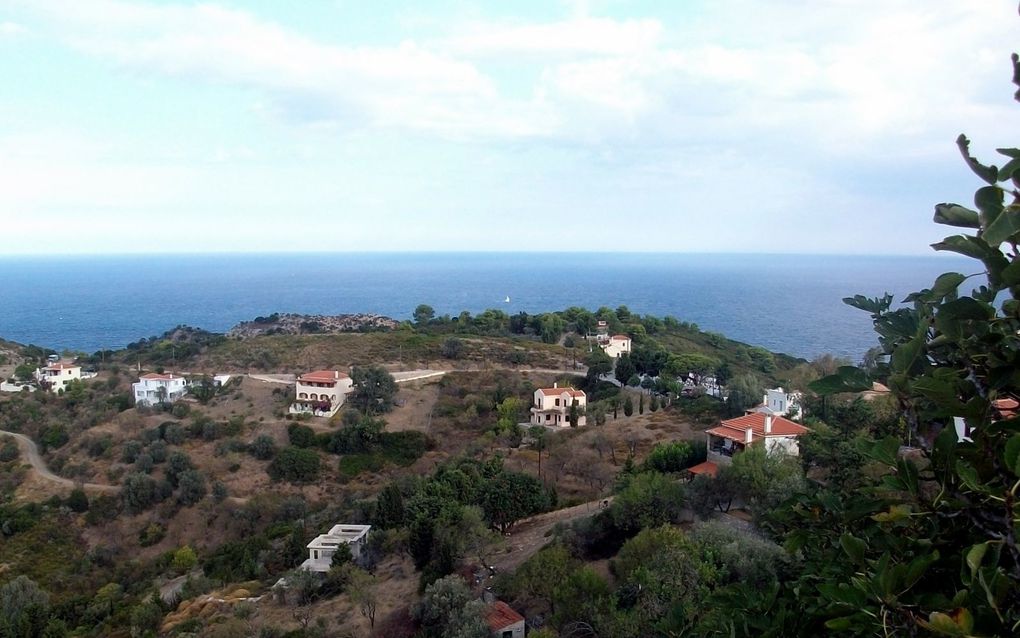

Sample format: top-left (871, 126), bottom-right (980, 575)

top-left (554, 382), bottom-right (558, 388)
top-left (765, 414), bottom-right (773, 434)
top-left (745, 427), bottom-right (753, 444)
top-left (334, 370), bottom-right (340, 380)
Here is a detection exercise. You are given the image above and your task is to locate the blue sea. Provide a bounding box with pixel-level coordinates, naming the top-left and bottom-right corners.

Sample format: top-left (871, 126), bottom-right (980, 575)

top-left (0, 253), bottom-right (973, 360)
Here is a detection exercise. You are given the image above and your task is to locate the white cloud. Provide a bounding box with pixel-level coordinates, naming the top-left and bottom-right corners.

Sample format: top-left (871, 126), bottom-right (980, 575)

top-left (0, 20), bottom-right (27, 36)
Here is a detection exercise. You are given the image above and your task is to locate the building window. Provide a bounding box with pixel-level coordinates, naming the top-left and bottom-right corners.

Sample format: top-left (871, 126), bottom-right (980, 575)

top-left (555, 398), bottom-right (560, 406)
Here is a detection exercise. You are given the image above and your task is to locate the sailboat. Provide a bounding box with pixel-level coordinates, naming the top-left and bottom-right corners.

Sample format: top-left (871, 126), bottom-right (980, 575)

top-left (504, 296), bottom-right (511, 303)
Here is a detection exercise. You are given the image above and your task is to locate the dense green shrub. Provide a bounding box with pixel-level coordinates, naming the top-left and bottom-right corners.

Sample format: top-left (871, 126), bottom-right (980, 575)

top-left (267, 447), bottom-right (321, 483)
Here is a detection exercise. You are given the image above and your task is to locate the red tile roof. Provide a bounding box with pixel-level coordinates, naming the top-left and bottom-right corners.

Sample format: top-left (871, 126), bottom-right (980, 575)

top-left (993, 397), bottom-right (1019, 420)
top-left (140, 373), bottom-right (184, 381)
top-left (687, 461), bottom-right (718, 477)
top-left (706, 412), bottom-right (808, 443)
top-left (44, 363), bottom-right (79, 370)
top-left (537, 387), bottom-right (585, 398)
top-left (485, 601), bottom-right (524, 631)
top-left (610, 334), bottom-right (630, 341)
top-left (298, 370), bottom-right (349, 384)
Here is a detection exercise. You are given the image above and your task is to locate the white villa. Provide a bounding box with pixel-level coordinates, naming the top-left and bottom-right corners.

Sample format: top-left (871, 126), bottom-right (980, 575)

top-left (601, 334), bottom-right (632, 358)
top-left (299, 524), bottom-right (371, 572)
top-left (290, 369), bottom-right (353, 417)
top-left (688, 412), bottom-right (809, 479)
top-left (34, 362), bottom-right (82, 393)
top-left (754, 387), bottom-right (802, 418)
top-left (132, 372), bottom-right (189, 406)
top-left (530, 384), bottom-right (587, 427)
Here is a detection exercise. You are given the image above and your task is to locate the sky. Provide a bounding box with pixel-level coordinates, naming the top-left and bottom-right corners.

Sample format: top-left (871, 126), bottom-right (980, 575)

top-left (1, 0), bottom-right (1018, 255)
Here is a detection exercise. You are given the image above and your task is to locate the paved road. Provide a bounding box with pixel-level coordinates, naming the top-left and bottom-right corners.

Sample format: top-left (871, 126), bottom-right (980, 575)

top-left (0, 429), bottom-right (120, 494)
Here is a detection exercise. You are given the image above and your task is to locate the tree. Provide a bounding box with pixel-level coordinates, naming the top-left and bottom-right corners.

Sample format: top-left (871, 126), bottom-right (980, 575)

top-left (568, 400), bottom-right (580, 428)
top-left (614, 354), bottom-right (637, 386)
top-left (414, 575), bottom-right (474, 638)
top-left (375, 483), bottom-right (405, 529)
top-left (350, 366), bottom-right (398, 414)
top-left (0, 576), bottom-right (50, 638)
top-left (480, 470), bottom-right (546, 533)
top-left (346, 566), bottom-right (379, 629)
top-left (623, 396), bottom-right (634, 417)
top-left (441, 337), bottom-right (464, 359)
top-left (176, 469), bottom-right (207, 505)
top-left (13, 363), bottom-right (35, 384)
top-left (584, 348), bottom-right (613, 385)
top-left (720, 44), bottom-right (1020, 637)
top-left (414, 304), bottom-right (436, 325)
top-left (267, 447), bottom-right (321, 483)
top-left (530, 425), bottom-right (548, 478)
top-left (638, 394), bottom-right (644, 415)
top-left (725, 373), bottom-right (763, 416)
top-left (172, 545), bottom-right (198, 572)
top-left (190, 375), bottom-right (217, 404)
top-left (66, 488), bottom-right (89, 513)
top-left (664, 353), bottom-right (718, 385)
top-left (249, 434), bottom-right (277, 460)
top-left (122, 472), bottom-right (158, 513)
top-left (165, 450), bottom-right (194, 487)
top-left (513, 543), bottom-right (573, 613)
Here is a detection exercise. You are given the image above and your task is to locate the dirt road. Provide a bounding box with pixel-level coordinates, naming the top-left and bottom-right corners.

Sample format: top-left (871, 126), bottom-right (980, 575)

top-left (489, 497), bottom-right (613, 573)
top-left (0, 429), bottom-right (120, 494)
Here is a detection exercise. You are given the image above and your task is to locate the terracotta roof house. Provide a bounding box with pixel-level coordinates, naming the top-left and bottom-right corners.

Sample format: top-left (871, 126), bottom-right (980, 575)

top-left (484, 600), bottom-right (525, 638)
top-left (530, 384), bottom-right (587, 427)
top-left (601, 334), bottom-right (632, 358)
top-left (34, 362), bottom-right (82, 393)
top-left (953, 396), bottom-right (1019, 443)
top-left (290, 369), bottom-right (353, 418)
top-left (699, 412), bottom-right (810, 475)
top-left (133, 372), bottom-right (189, 406)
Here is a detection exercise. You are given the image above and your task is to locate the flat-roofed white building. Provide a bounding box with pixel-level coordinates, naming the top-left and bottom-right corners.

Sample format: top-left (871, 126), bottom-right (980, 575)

top-left (300, 524), bottom-right (371, 572)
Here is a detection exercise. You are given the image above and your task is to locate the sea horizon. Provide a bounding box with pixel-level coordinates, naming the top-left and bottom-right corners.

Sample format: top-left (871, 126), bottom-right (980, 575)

top-left (0, 252), bottom-right (972, 360)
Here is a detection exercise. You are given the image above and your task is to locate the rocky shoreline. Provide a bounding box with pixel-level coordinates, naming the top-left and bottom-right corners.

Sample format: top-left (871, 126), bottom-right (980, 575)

top-left (226, 313), bottom-right (398, 338)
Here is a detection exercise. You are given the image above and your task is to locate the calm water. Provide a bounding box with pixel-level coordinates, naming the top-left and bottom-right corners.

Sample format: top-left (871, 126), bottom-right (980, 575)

top-left (0, 253), bottom-right (972, 360)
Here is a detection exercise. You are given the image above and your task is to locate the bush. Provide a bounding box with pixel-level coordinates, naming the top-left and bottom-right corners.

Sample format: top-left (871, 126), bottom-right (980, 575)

top-left (267, 447), bottom-right (321, 483)
top-left (172, 545), bottom-right (198, 572)
top-left (0, 442), bottom-right (18, 462)
top-left (177, 470), bottom-right (207, 505)
top-left (643, 441), bottom-right (705, 473)
top-left (121, 440), bottom-right (143, 464)
top-left (122, 473), bottom-right (158, 513)
top-left (66, 488), bottom-right (89, 513)
top-left (138, 522), bottom-right (166, 547)
top-left (249, 435), bottom-right (277, 460)
top-left (287, 424), bottom-right (317, 449)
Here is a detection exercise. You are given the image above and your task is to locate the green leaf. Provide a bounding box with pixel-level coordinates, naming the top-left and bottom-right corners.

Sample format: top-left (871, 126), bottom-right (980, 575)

top-left (842, 293), bottom-right (893, 315)
top-left (932, 235), bottom-right (995, 260)
top-left (974, 185), bottom-right (1004, 227)
top-left (965, 543), bottom-right (988, 577)
top-left (807, 366), bottom-right (872, 395)
top-left (931, 272), bottom-right (967, 300)
top-left (982, 206), bottom-right (1020, 246)
top-left (933, 203), bottom-right (981, 229)
top-left (890, 332), bottom-right (924, 374)
top-left (868, 436), bottom-right (901, 466)
top-left (824, 617), bottom-right (853, 630)
top-left (998, 157), bottom-right (1020, 181)
top-left (1004, 435), bottom-right (1020, 475)
top-left (957, 134), bottom-right (998, 185)
top-left (955, 460), bottom-right (983, 492)
top-left (839, 533), bottom-right (867, 565)
top-left (996, 147), bottom-right (1020, 159)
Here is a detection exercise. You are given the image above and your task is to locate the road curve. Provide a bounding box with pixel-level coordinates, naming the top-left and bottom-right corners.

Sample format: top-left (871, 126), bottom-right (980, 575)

top-left (0, 429), bottom-right (121, 494)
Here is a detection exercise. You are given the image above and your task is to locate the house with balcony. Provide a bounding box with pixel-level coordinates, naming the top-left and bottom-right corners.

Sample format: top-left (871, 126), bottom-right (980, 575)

top-left (690, 412), bottom-right (809, 477)
top-left (601, 334), bottom-right (632, 358)
top-left (290, 369), bottom-right (353, 417)
top-left (133, 372), bottom-right (189, 406)
top-left (299, 524), bottom-right (371, 572)
top-left (530, 384), bottom-right (587, 427)
top-left (34, 362), bottom-right (82, 393)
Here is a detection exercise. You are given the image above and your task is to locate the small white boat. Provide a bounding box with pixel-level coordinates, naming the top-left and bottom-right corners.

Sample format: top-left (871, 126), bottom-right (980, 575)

top-left (504, 296), bottom-right (511, 303)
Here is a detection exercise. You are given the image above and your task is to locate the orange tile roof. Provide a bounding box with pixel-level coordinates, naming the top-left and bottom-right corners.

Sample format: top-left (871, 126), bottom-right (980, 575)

top-left (485, 601), bottom-right (524, 631)
top-left (610, 334), bottom-right (630, 341)
top-left (140, 373), bottom-right (184, 381)
top-left (298, 370), bottom-right (349, 383)
top-left (706, 412), bottom-right (808, 443)
top-left (687, 461), bottom-right (718, 477)
top-left (44, 363), bottom-right (79, 370)
top-left (994, 397), bottom-right (1019, 420)
top-left (537, 387), bottom-right (585, 398)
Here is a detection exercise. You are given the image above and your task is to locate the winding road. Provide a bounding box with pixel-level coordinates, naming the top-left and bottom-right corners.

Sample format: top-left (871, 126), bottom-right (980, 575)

top-left (0, 429), bottom-right (120, 494)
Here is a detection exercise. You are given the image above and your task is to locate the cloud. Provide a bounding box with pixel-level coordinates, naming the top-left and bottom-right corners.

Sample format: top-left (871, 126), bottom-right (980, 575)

top-left (0, 20), bottom-right (27, 36)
